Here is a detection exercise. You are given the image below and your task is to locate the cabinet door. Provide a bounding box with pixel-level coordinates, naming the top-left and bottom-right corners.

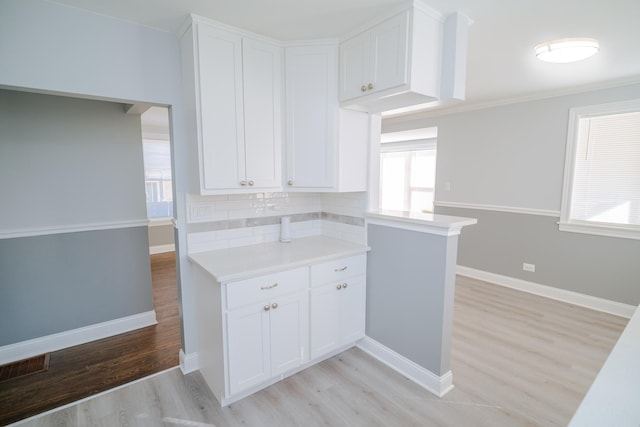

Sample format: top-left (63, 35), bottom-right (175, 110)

top-left (339, 276), bottom-right (366, 345)
top-left (226, 303), bottom-right (271, 395)
top-left (270, 291), bottom-right (309, 375)
top-left (369, 12), bottom-right (409, 92)
top-left (242, 38), bottom-right (283, 189)
top-left (285, 45), bottom-right (336, 189)
top-left (339, 32), bottom-right (369, 102)
top-left (310, 283), bottom-right (341, 359)
top-left (368, 12), bottom-right (409, 94)
top-left (196, 24), bottom-right (245, 190)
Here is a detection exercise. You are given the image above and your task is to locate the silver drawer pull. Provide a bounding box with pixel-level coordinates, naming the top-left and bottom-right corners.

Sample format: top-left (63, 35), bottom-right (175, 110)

top-left (261, 283), bottom-right (278, 290)
top-left (335, 266), bottom-right (348, 272)
top-left (342, 283), bottom-right (348, 289)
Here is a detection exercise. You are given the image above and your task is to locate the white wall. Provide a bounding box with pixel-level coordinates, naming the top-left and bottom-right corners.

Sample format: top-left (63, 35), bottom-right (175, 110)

top-left (0, 0), bottom-right (197, 354)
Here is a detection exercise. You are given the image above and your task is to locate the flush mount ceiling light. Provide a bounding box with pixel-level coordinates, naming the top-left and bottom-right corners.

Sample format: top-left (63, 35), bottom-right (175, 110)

top-left (535, 38), bottom-right (599, 63)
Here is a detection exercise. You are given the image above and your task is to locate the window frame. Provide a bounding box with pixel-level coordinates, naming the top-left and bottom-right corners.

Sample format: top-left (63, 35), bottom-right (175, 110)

top-left (559, 99), bottom-right (640, 240)
top-left (379, 138), bottom-right (437, 213)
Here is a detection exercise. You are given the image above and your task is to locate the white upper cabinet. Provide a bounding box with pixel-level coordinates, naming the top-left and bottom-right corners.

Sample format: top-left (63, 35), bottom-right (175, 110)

top-left (285, 45), bottom-right (336, 189)
top-left (339, 4), bottom-right (469, 112)
top-left (194, 25), bottom-right (245, 191)
top-left (241, 38), bottom-right (283, 190)
top-left (181, 17), bottom-right (283, 195)
top-left (285, 44), bottom-right (368, 192)
top-left (340, 12), bottom-right (409, 102)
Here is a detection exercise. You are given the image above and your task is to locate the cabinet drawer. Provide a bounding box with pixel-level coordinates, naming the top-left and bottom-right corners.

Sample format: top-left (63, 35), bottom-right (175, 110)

top-left (311, 254), bottom-right (366, 286)
top-left (226, 267), bottom-right (308, 309)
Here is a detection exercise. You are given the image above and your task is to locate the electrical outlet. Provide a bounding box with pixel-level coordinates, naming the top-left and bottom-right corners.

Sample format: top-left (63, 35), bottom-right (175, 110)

top-left (523, 263), bottom-right (536, 272)
top-left (444, 182), bottom-right (451, 192)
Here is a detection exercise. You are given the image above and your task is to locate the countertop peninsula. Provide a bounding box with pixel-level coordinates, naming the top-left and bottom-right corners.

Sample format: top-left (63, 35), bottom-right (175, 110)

top-left (188, 235), bottom-right (369, 283)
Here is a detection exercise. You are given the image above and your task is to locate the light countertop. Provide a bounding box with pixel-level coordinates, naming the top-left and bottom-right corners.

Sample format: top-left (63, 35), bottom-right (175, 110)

top-left (189, 235), bottom-right (369, 283)
top-left (366, 210), bottom-right (477, 235)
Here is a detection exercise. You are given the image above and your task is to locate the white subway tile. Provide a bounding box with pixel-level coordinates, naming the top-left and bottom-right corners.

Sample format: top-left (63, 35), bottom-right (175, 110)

top-left (188, 239), bottom-right (229, 254)
top-left (217, 227), bottom-right (253, 240)
top-left (227, 193), bottom-right (259, 200)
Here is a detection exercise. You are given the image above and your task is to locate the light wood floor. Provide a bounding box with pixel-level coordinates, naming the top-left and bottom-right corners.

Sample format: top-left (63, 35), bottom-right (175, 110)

top-left (14, 275), bottom-right (628, 427)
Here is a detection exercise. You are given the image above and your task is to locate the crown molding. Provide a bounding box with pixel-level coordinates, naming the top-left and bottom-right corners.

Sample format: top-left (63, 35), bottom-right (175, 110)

top-left (383, 76), bottom-right (640, 124)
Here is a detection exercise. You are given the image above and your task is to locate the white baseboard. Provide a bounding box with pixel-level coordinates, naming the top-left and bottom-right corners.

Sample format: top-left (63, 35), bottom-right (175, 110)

top-left (149, 243), bottom-right (175, 255)
top-left (456, 265), bottom-right (637, 319)
top-left (179, 349), bottom-right (199, 374)
top-left (357, 336), bottom-right (454, 398)
top-left (0, 310), bottom-right (157, 365)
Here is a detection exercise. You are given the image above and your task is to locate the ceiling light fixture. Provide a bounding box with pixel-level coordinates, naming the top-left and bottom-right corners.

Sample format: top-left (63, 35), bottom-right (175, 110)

top-left (534, 38), bottom-right (599, 63)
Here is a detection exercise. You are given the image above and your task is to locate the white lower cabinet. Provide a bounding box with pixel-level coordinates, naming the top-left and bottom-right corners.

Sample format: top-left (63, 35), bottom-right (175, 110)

top-left (311, 280), bottom-right (366, 359)
top-left (310, 255), bottom-right (367, 360)
top-left (227, 290), bottom-right (308, 395)
top-left (192, 252), bottom-right (366, 406)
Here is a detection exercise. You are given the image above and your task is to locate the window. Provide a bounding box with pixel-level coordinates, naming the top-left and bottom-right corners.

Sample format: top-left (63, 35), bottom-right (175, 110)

top-left (379, 127), bottom-right (437, 213)
top-left (141, 107), bottom-right (173, 219)
top-left (560, 100), bottom-right (640, 240)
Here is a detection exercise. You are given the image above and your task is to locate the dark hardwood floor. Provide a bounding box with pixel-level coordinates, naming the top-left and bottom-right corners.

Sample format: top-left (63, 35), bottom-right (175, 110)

top-left (0, 252), bottom-right (180, 425)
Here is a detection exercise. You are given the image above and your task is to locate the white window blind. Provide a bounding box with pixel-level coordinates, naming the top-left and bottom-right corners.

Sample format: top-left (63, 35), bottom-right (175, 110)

top-left (560, 100), bottom-right (640, 239)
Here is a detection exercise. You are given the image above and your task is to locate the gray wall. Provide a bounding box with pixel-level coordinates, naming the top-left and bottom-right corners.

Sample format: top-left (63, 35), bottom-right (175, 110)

top-left (0, 89), bottom-right (147, 228)
top-left (0, 90), bottom-right (153, 346)
top-left (366, 224), bottom-right (458, 375)
top-left (383, 83), bottom-right (640, 306)
top-left (437, 206), bottom-right (640, 305)
top-left (0, 228), bottom-right (153, 345)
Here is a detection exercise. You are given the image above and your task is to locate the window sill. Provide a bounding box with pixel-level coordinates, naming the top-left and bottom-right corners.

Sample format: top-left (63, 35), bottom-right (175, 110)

top-left (558, 221), bottom-right (640, 240)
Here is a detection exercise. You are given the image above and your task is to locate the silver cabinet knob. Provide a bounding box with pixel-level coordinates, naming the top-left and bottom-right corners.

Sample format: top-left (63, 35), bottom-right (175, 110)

top-left (342, 283), bottom-right (348, 289)
top-left (240, 180), bottom-right (247, 186)
top-left (271, 302), bottom-right (278, 309)
top-left (287, 180), bottom-right (293, 186)
top-left (361, 85), bottom-right (367, 92)
top-left (336, 284), bottom-right (342, 290)
top-left (248, 180), bottom-right (255, 186)
top-left (264, 305), bottom-right (270, 311)
top-left (368, 83), bottom-right (374, 90)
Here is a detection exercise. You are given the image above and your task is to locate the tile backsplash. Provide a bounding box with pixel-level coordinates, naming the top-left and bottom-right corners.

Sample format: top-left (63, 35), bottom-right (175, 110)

top-left (186, 192), bottom-right (367, 253)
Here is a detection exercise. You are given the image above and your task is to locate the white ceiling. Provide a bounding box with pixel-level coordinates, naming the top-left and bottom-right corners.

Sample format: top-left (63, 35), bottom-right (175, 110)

top-left (51, 0), bottom-right (640, 109)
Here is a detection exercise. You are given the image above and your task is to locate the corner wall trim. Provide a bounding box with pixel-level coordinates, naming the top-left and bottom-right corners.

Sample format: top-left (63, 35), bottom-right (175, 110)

top-left (0, 310), bottom-right (157, 365)
top-left (0, 219), bottom-right (150, 240)
top-left (179, 349), bottom-right (199, 374)
top-left (150, 244), bottom-right (176, 255)
top-left (434, 201), bottom-right (560, 217)
top-left (357, 336), bottom-right (454, 398)
top-left (456, 265), bottom-right (637, 319)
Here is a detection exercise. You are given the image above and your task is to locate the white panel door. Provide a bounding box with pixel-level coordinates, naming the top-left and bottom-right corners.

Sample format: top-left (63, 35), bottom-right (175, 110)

top-left (285, 45), bottom-right (336, 188)
top-left (339, 32), bottom-right (369, 102)
top-left (310, 283), bottom-right (341, 359)
top-left (242, 38), bottom-right (283, 189)
top-left (270, 292), bottom-right (309, 375)
top-left (339, 276), bottom-right (366, 345)
top-left (369, 12), bottom-right (409, 94)
top-left (196, 24), bottom-right (245, 190)
top-left (226, 303), bottom-right (271, 395)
